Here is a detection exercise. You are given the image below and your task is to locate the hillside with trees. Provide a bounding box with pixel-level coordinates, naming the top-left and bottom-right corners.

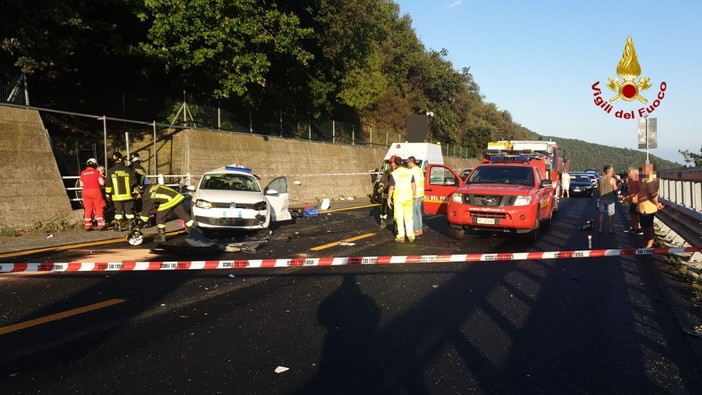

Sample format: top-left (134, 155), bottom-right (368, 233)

top-left (541, 135), bottom-right (681, 173)
top-left (0, 1), bottom-right (535, 153)
top-left (0, 0), bottom-right (690, 169)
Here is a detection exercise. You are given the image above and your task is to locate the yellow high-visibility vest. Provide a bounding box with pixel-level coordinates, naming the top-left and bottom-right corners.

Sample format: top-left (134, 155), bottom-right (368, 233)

top-left (106, 166), bottom-right (135, 202)
top-left (391, 167), bottom-right (414, 202)
top-left (410, 165), bottom-right (425, 198)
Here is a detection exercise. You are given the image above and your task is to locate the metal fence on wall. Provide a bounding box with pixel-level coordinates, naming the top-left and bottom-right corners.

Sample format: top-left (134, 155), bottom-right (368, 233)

top-left (1, 101), bottom-right (473, 207)
top-left (0, 73), bottom-right (29, 105)
top-left (1, 101), bottom-right (473, 171)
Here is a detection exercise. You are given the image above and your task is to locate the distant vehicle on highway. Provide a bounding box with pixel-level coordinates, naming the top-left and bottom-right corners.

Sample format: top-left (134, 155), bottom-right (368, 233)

top-left (568, 173), bottom-right (595, 196)
top-left (582, 172), bottom-right (598, 188)
top-left (583, 168), bottom-right (600, 180)
top-left (188, 164), bottom-right (291, 235)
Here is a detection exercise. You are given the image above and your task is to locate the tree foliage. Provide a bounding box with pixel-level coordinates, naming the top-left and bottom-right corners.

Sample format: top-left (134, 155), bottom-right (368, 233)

top-left (1, 0), bottom-right (684, 170)
top-left (555, 137), bottom-right (681, 173)
top-left (679, 148), bottom-right (702, 167)
top-left (137, 0), bottom-right (313, 100)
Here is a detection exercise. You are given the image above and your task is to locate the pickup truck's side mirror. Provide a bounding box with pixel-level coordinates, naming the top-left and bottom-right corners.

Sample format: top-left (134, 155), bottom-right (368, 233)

top-left (540, 179), bottom-right (552, 188)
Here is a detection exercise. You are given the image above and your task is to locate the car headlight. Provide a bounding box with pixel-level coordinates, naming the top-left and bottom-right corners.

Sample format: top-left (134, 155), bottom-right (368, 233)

top-left (514, 195), bottom-right (532, 206)
top-left (451, 192), bottom-right (463, 203)
top-left (253, 201), bottom-right (268, 211)
top-left (195, 199), bottom-right (212, 209)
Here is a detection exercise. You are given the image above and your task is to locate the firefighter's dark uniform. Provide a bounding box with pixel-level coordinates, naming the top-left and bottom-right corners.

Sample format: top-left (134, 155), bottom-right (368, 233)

top-left (132, 162), bottom-right (148, 188)
top-left (377, 169), bottom-right (393, 229)
top-left (131, 159), bottom-right (149, 214)
top-left (139, 184), bottom-right (194, 242)
top-left (105, 161), bottom-right (137, 231)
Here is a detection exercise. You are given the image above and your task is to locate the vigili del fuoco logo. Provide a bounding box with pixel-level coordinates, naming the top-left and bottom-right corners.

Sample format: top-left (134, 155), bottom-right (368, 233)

top-left (591, 35), bottom-right (667, 120)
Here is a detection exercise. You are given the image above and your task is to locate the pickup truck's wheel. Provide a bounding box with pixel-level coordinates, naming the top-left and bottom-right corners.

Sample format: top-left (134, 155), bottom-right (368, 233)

top-left (521, 219), bottom-right (540, 244)
top-left (542, 205), bottom-right (554, 230)
top-left (448, 224), bottom-right (465, 239)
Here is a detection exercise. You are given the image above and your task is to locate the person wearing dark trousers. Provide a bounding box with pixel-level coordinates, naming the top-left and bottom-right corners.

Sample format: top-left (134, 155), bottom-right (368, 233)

top-left (139, 184), bottom-right (195, 243)
top-left (105, 152), bottom-right (137, 231)
top-left (129, 152), bottom-right (150, 218)
top-left (597, 164), bottom-right (618, 234)
top-left (636, 164), bottom-right (664, 248)
top-left (377, 156), bottom-right (398, 230)
top-left (625, 167), bottom-right (642, 234)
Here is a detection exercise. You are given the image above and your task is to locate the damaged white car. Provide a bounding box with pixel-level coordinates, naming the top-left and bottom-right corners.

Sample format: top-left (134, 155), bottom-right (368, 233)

top-left (189, 164), bottom-right (291, 234)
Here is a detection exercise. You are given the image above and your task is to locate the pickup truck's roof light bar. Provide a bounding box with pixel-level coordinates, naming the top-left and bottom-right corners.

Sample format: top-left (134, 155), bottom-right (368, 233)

top-left (486, 155), bottom-right (532, 163)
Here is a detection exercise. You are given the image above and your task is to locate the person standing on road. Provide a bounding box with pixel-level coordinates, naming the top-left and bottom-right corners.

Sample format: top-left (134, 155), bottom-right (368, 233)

top-left (79, 158), bottom-right (106, 231)
top-left (597, 164), bottom-right (618, 234)
top-left (625, 168), bottom-right (642, 234)
top-left (377, 156), bottom-right (398, 230)
top-left (637, 164), bottom-right (664, 248)
top-left (407, 156), bottom-right (425, 236)
top-left (105, 152), bottom-right (137, 231)
top-left (129, 152), bottom-right (150, 188)
top-left (138, 184), bottom-right (195, 243)
top-left (561, 170), bottom-right (570, 198)
top-left (387, 156), bottom-right (416, 243)
top-left (129, 152), bottom-right (150, 216)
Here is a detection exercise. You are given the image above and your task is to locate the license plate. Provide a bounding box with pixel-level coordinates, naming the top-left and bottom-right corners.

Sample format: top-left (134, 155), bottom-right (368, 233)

top-left (476, 217), bottom-right (496, 225)
top-left (223, 209), bottom-right (244, 219)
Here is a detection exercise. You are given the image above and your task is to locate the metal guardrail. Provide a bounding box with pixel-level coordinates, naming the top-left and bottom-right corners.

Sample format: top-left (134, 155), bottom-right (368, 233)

top-left (657, 168), bottom-right (702, 262)
top-left (64, 174), bottom-right (194, 202)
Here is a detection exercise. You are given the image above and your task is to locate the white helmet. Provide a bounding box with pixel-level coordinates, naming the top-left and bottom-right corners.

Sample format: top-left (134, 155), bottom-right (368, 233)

top-left (86, 158), bottom-right (98, 167)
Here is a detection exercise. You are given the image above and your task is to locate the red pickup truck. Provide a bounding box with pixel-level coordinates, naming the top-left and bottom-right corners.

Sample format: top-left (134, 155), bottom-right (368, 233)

top-left (441, 155), bottom-right (557, 243)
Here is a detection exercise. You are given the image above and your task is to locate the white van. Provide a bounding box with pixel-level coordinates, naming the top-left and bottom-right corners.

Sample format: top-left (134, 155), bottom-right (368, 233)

top-left (379, 142), bottom-right (444, 172)
top-left (370, 142), bottom-right (445, 204)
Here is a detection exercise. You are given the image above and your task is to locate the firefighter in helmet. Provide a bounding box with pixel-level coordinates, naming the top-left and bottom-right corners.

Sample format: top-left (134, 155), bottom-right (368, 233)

top-left (138, 184), bottom-right (195, 243)
top-left (376, 155), bottom-right (398, 229)
top-left (105, 152), bottom-right (137, 231)
top-left (129, 152), bottom-right (150, 215)
top-left (129, 152), bottom-right (150, 188)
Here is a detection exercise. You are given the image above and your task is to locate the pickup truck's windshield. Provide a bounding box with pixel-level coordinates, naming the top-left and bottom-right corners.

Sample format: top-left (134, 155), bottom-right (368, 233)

top-left (468, 166), bottom-right (535, 186)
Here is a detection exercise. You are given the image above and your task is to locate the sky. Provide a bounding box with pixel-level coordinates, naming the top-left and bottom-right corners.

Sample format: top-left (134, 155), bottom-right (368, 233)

top-left (394, 0), bottom-right (700, 164)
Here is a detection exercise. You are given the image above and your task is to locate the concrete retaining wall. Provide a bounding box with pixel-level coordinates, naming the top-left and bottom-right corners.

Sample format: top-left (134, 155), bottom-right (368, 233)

top-left (178, 130), bottom-right (388, 205)
top-left (0, 107), bottom-right (478, 228)
top-left (175, 129), bottom-right (478, 206)
top-left (0, 107), bottom-right (74, 228)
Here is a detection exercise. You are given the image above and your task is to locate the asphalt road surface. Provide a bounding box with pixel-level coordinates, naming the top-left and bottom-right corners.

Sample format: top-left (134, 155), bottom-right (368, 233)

top-left (2, 197), bottom-right (702, 394)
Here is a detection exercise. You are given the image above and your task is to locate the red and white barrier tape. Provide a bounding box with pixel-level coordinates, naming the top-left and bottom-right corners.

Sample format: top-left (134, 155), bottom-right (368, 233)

top-left (1, 247), bottom-right (700, 273)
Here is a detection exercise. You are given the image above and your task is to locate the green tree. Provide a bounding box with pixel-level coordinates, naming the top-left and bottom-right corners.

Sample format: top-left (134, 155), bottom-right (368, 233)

top-left (137, 0), bottom-right (313, 100)
top-left (1, 0), bottom-right (89, 74)
top-left (1, 0), bottom-right (158, 116)
top-left (679, 148), bottom-right (702, 167)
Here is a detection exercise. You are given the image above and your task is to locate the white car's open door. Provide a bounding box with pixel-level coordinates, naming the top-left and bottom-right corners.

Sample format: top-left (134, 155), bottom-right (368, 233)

top-left (264, 176), bottom-right (292, 222)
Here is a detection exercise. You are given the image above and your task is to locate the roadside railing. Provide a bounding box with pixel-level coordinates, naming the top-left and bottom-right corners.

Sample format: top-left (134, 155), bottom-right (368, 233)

top-left (656, 168), bottom-right (702, 261)
top-left (63, 174), bottom-right (194, 202)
